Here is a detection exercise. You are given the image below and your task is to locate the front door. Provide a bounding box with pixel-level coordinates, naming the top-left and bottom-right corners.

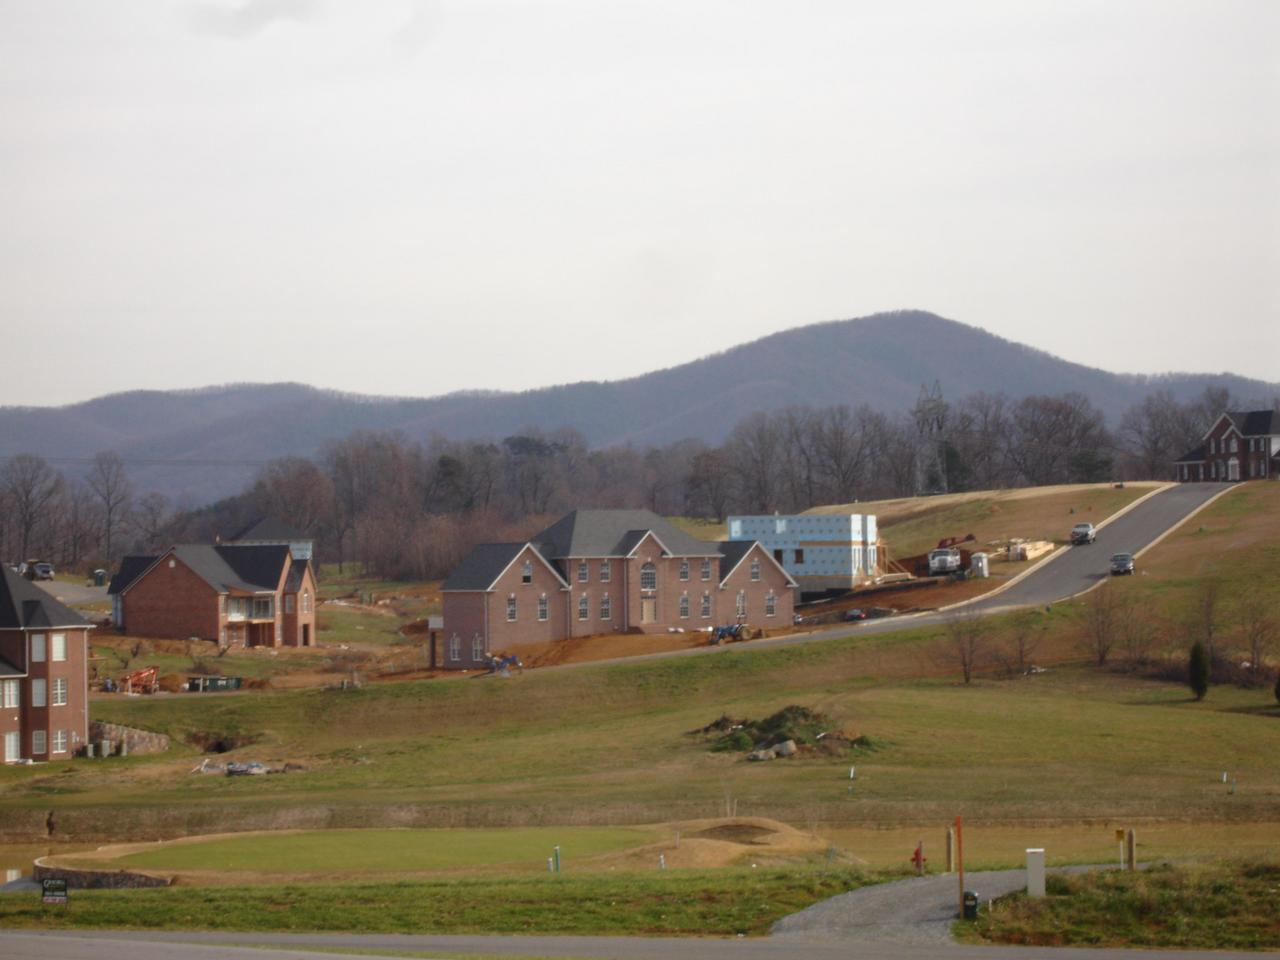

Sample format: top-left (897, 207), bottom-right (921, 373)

top-left (641, 598), bottom-right (657, 624)
top-left (302, 624), bottom-right (311, 647)
top-left (3, 731), bottom-right (19, 763)
top-left (1228, 458), bottom-right (1240, 481)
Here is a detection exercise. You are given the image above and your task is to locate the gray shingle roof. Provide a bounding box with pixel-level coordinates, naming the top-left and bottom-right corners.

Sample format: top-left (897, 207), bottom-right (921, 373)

top-left (716, 541), bottom-right (755, 579)
top-left (534, 510), bottom-right (718, 559)
top-left (441, 543), bottom-right (529, 591)
top-left (108, 555), bottom-right (157, 595)
top-left (1226, 410), bottom-right (1279, 436)
top-left (0, 656), bottom-right (23, 677)
top-left (229, 517), bottom-right (306, 542)
top-left (0, 567), bottom-right (95, 630)
top-left (167, 544), bottom-right (289, 594)
top-left (284, 558), bottom-right (311, 593)
top-left (1174, 443), bottom-right (1207, 463)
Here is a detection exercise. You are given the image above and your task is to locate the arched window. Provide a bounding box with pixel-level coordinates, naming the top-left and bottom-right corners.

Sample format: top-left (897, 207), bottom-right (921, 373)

top-left (506, 596), bottom-right (517, 621)
top-left (679, 560), bottom-right (689, 581)
top-left (577, 561), bottom-right (589, 583)
top-left (700, 559), bottom-right (712, 581)
top-left (471, 636), bottom-right (484, 660)
top-left (736, 591), bottom-right (746, 618)
top-left (640, 562), bottom-right (657, 590)
top-left (765, 591), bottom-right (776, 617)
top-left (449, 634), bottom-right (461, 660)
top-left (578, 594), bottom-right (589, 620)
top-left (537, 595), bottom-right (548, 621)
top-left (679, 594), bottom-right (689, 618)
top-left (700, 592), bottom-right (712, 618)
top-left (600, 593), bottom-right (611, 620)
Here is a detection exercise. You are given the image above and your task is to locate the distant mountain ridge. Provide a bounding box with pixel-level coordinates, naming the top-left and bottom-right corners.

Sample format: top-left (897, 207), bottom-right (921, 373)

top-left (2, 311), bottom-right (1275, 504)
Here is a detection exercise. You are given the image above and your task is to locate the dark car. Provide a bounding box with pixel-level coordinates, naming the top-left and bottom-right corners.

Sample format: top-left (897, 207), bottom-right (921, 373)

top-left (843, 608), bottom-right (868, 621)
top-left (1109, 552), bottom-right (1135, 576)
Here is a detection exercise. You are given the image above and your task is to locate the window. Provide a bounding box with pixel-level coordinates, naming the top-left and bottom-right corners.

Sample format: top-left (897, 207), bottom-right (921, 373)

top-left (285, 595), bottom-right (295, 614)
top-left (449, 635), bottom-right (461, 660)
top-left (794, 549), bottom-right (805, 564)
top-left (252, 597), bottom-right (273, 619)
top-left (51, 634), bottom-right (66, 661)
top-left (52, 678), bottom-right (67, 706)
top-left (679, 595), bottom-right (689, 619)
top-left (472, 637), bottom-right (484, 661)
top-left (679, 560), bottom-right (689, 581)
top-left (302, 591), bottom-right (312, 614)
top-left (506, 596), bottom-right (517, 621)
top-left (700, 559), bottom-right (712, 581)
top-left (765, 592), bottom-right (777, 617)
top-left (578, 594), bottom-right (589, 620)
top-left (521, 560), bottom-right (533, 584)
top-left (52, 730), bottom-right (67, 754)
top-left (1230, 437), bottom-right (1238, 453)
top-left (32, 730), bottom-right (46, 755)
top-left (537, 595), bottom-right (548, 621)
top-left (701, 593), bottom-right (712, 618)
top-left (736, 591), bottom-right (746, 618)
top-left (600, 594), bottom-right (611, 620)
top-left (750, 558), bottom-right (761, 582)
top-left (577, 561), bottom-right (589, 583)
top-left (599, 560), bottom-right (611, 583)
top-left (774, 549), bottom-right (784, 564)
top-left (640, 562), bottom-right (656, 590)
top-left (1, 679), bottom-right (18, 709)
top-left (31, 634), bottom-right (45, 662)
top-left (32, 679), bottom-right (46, 708)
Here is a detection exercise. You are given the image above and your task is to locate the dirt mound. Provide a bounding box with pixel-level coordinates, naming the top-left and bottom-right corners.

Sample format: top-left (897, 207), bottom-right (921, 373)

top-left (689, 823), bottom-right (776, 844)
top-left (695, 705), bottom-right (845, 755)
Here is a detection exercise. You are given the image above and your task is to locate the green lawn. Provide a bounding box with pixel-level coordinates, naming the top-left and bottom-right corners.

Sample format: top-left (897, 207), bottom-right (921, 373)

top-left (0, 868), bottom-right (873, 937)
top-left (110, 826), bottom-right (657, 874)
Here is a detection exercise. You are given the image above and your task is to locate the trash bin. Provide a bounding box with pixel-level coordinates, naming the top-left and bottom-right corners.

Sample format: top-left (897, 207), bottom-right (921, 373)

top-left (963, 890), bottom-right (979, 920)
top-left (93, 569), bottom-right (107, 587)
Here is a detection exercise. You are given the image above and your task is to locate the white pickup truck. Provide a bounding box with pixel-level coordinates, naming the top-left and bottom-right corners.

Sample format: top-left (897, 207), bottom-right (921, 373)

top-left (928, 548), bottom-right (962, 575)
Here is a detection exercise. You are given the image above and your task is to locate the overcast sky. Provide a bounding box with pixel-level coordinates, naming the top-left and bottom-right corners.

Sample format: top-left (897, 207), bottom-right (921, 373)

top-left (2, 0), bottom-right (1276, 407)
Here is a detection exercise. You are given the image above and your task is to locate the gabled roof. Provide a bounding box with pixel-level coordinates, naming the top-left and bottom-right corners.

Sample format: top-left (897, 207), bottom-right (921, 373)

top-left (123, 544), bottom-right (291, 596)
top-left (108, 555), bottom-right (157, 596)
top-left (284, 558), bottom-right (311, 593)
top-left (442, 542), bottom-right (569, 592)
top-left (1174, 443), bottom-right (1207, 463)
top-left (228, 517), bottom-right (306, 542)
top-left (1227, 410), bottom-right (1279, 436)
top-left (717, 541), bottom-right (798, 588)
top-left (0, 567), bottom-right (95, 630)
top-left (534, 510), bottom-right (718, 559)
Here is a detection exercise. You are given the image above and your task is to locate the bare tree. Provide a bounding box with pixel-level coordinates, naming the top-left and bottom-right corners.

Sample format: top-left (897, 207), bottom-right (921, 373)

top-left (131, 492), bottom-right (172, 551)
top-left (1079, 584), bottom-right (1125, 667)
top-left (1185, 578), bottom-right (1223, 666)
top-left (86, 450), bottom-right (133, 561)
top-left (1, 454), bottom-right (64, 560)
top-left (1000, 610), bottom-right (1044, 676)
top-left (943, 608), bottom-right (987, 684)
top-left (1235, 592), bottom-right (1276, 681)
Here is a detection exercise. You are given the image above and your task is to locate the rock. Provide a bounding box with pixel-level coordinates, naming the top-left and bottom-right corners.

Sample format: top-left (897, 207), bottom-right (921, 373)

top-left (747, 748), bottom-right (777, 761)
top-left (774, 739), bottom-right (798, 757)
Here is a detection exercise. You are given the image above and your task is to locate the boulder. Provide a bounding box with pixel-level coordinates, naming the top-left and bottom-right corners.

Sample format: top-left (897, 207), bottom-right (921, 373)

top-left (774, 739), bottom-right (798, 757)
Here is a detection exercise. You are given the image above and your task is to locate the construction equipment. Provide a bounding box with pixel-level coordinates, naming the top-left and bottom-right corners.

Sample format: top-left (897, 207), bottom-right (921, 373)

top-left (710, 624), bottom-right (744, 645)
top-left (485, 653), bottom-right (524, 676)
top-left (121, 667), bottom-right (159, 695)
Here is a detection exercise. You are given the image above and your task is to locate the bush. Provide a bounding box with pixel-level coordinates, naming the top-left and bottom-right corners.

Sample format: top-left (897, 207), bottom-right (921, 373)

top-left (1188, 642), bottom-right (1210, 701)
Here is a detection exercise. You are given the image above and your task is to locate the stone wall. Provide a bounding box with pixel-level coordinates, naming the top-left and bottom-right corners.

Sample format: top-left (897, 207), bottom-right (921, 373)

top-left (88, 721), bottom-right (170, 755)
top-left (33, 860), bottom-right (170, 889)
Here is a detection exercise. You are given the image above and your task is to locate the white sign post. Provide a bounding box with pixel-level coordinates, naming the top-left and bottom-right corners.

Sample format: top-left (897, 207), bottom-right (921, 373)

top-left (1025, 848), bottom-right (1045, 898)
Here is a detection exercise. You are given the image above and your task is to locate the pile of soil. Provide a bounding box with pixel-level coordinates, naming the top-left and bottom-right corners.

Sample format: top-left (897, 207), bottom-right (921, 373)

top-left (694, 705), bottom-right (852, 756)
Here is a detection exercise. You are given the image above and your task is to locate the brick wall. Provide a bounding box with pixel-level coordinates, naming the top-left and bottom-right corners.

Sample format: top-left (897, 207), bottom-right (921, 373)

top-left (122, 555), bottom-right (219, 641)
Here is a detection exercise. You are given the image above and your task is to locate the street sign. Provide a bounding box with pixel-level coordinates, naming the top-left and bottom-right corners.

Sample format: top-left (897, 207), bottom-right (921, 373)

top-left (41, 877), bottom-right (68, 905)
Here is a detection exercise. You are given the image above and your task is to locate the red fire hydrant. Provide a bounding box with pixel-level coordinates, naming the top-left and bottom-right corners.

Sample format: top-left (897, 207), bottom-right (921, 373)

top-left (910, 842), bottom-right (927, 876)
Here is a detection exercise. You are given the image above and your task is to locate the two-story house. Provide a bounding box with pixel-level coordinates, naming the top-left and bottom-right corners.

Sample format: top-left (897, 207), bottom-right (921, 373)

top-left (1174, 410), bottom-right (1280, 482)
top-left (441, 509), bottom-right (795, 668)
top-left (1, 567), bottom-right (94, 763)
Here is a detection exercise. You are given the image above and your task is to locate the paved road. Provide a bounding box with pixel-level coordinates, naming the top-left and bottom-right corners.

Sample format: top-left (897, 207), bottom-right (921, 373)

top-left (3, 928), bottom-right (1274, 960)
top-left (30, 578), bottom-right (108, 607)
top-left (579, 483), bottom-right (1232, 668)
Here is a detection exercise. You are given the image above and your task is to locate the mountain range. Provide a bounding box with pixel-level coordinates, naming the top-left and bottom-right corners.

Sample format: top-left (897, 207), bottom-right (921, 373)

top-left (3, 311), bottom-right (1275, 504)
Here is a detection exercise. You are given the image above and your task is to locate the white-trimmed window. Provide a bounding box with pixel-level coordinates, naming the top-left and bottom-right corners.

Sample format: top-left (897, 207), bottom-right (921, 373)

top-left (577, 561), bottom-right (589, 583)
top-left (51, 633), bottom-right (66, 661)
top-left (52, 678), bottom-right (68, 706)
top-left (640, 562), bottom-right (657, 591)
top-left (32, 679), bottom-right (46, 708)
top-left (750, 558), bottom-right (761, 582)
top-left (1, 679), bottom-right (18, 709)
top-left (537, 595), bottom-right (548, 621)
top-left (472, 637), bottom-right (484, 660)
top-left (506, 596), bottom-right (517, 621)
top-left (599, 560), bottom-right (611, 583)
top-left (600, 594), bottom-right (611, 620)
top-left (765, 592), bottom-right (777, 617)
top-left (302, 591), bottom-right (312, 614)
top-left (52, 730), bottom-right (67, 753)
top-left (679, 595), bottom-right (689, 618)
top-left (449, 634), bottom-right (461, 661)
top-left (522, 560), bottom-right (533, 584)
top-left (736, 591), bottom-right (747, 618)
top-left (32, 730), bottom-right (46, 755)
top-left (31, 634), bottom-right (46, 663)
top-left (578, 594), bottom-right (589, 620)
top-left (679, 560), bottom-right (689, 581)
top-left (252, 597), bottom-right (273, 619)
top-left (1230, 437), bottom-right (1238, 453)
top-left (701, 592), bottom-right (712, 618)
top-left (700, 559), bottom-right (712, 581)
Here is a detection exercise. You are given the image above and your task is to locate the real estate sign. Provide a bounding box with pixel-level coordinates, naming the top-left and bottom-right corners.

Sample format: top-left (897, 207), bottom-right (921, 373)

top-left (41, 877), bottom-right (68, 905)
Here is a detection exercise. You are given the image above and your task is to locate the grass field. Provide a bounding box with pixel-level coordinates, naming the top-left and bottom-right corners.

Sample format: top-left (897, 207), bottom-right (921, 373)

top-left (0, 867), bottom-right (874, 936)
top-left (963, 861), bottom-right (1280, 950)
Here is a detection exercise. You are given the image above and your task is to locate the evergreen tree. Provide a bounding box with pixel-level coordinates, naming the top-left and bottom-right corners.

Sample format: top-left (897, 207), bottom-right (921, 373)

top-left (1188, 641), bottom-right (1210, 701)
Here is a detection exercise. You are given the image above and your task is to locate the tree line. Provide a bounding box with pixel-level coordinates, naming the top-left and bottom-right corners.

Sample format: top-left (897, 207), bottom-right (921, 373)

top-left (1, 385), bottom-right (1271, 581)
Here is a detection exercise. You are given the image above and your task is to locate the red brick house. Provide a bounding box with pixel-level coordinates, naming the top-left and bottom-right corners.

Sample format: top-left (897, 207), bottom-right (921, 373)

top-left (1, 566), bottom-right (94, 763)
top-left (1174, 410), bottom-right (1280, 482)
top-left (441, 509), bottom-right (796, 668)
top-left (109, 542), bottom-right (316, 648)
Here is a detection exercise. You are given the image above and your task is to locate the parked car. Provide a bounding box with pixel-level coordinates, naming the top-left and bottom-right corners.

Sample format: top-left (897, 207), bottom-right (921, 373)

top-left (1070, 523), bottom-right (1096, 545)
top-left (1110, 552), bottom-right (1135, 575)
top-left (843, 608), bottom-right (868, 621)
top-left (32, 561), bottom-right (55, 580)
top-left (928, 548), bottom-right (962, 575)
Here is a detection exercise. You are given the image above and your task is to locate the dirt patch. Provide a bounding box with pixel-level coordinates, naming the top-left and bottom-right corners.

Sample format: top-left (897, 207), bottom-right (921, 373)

top-left (186, 731), bottom-right (259, 754)
top-left (689, 823), bottom-right (776, 844)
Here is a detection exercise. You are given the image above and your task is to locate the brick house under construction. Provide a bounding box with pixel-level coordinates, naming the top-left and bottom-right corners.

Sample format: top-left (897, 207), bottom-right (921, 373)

top-left (441, 509), bottom-right (796, 669)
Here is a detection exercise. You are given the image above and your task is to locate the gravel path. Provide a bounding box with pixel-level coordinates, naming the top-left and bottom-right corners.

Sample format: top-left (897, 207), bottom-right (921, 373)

top-left (772, 868), bottom-right (1035, 946)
